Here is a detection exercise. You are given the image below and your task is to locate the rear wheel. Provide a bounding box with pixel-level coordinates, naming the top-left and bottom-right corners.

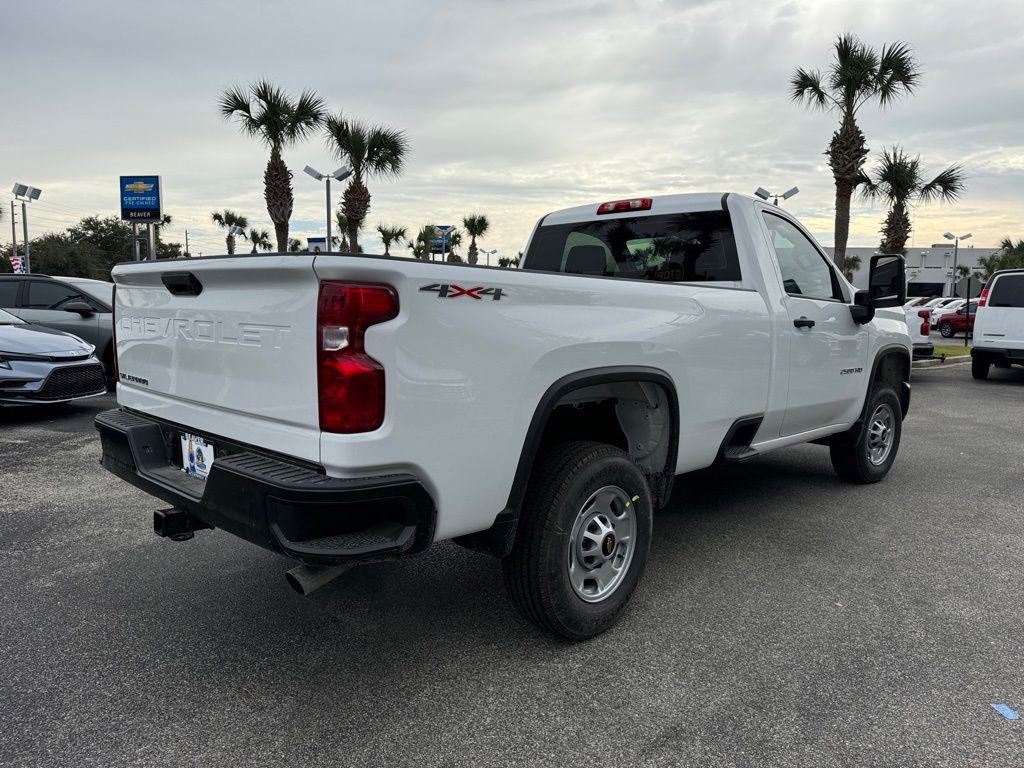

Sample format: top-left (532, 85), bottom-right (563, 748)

top-left (972, 358), bottom-right (990, 379)
top-left (830, 388), bottom-right (902, 484)
top-left (502, 441), bottom-right (652, 640)
top-left (939, 321), bottom-right (955, 338)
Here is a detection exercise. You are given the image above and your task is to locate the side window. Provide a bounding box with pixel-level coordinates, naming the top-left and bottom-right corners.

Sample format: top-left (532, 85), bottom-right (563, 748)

top-left (761, 213), bottom-right (842, 301)
top-left (0, 280), bottom-right (18, 307)
top-left (989, 275), bottom-right (1024, 308)
top-left (25, 281), bottom-right (85, 310)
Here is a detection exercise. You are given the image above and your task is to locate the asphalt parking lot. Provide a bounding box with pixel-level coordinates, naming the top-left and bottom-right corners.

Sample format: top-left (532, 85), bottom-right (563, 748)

top-left (2, 365), bottom-right (1023, 767)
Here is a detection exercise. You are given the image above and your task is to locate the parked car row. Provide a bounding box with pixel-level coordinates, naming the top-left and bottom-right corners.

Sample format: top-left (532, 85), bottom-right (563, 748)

top-left (0, 274), bottom-right (113, 406)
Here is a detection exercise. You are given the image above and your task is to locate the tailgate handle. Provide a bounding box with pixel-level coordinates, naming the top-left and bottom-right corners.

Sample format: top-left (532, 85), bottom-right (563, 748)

top-left (161, 272), bottom-right (203, 297)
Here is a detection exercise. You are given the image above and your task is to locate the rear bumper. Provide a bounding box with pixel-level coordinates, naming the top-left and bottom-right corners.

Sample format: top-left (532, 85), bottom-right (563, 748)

top-left (95, 408), bottom-right (436, 565)
top-left (971, 347), bottom-right (1024, 365)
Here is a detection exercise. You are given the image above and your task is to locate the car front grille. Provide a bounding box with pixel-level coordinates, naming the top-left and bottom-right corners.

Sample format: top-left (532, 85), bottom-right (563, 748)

top-left (35, 364), bottom-right (106, 400)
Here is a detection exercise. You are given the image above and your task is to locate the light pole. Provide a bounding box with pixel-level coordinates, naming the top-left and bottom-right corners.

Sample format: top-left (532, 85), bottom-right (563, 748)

top-left (754, 186), bottom-right (799, 206)
top-left (479, 248), bottom-right (497, 266)
top-left (304, 165), bottom-right (352, 253)
top-left (12, 183), bottom-right (41, 273)
top-left (943, 231), bottom-right (972, 297)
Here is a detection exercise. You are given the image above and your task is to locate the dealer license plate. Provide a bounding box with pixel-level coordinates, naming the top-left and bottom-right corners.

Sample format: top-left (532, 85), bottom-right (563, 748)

top-left (180, 433), bottom-right (215, 480)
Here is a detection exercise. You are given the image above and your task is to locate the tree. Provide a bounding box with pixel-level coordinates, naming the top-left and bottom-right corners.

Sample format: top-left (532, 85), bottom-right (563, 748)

top-left (446, 229), bottom-right (462, 260)
top-left (791, 34), bottom-right (922, 272)
top-left (408, 226), bottom-right (436, 260)
top-left (377, 224), bottom-right (406, 255)
top-left (247, 228), bottom-right (273, 253)
top-left (462, 214), bottom-right (489, 265)
top-left (333, 211), bottom-right (351, 252)
top-left (211, 210), bottom-right (249, 255)
top-left (219, 80), bottom-right (325, 252)
top-left (857, 146), bottom-right (965, 255)
top-left (323, 112), bottom-right (409, 252)
top-left (977, 238), bottom-right (1024, 278)
top-left (288, 237), bottom-right (304, 253)
top-left (843, 253), bottom-right (862, 282)
top-left (498, 254), bottom-right (521, 269)
top-left (64, 216), bottom-right (183, 275)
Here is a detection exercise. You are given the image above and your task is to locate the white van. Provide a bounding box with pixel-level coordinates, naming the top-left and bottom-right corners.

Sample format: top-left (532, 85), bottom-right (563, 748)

top-left (971, 269), bottom-right (1024, 379)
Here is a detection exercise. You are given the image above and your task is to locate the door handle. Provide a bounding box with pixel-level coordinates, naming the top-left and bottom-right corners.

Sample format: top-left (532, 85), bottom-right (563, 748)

top-left (793, 317), bottom-right (815, 329)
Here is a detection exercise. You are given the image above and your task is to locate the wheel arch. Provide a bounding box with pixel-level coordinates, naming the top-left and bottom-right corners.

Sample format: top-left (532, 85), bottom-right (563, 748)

top-left (454, 365), bottom-right (679, 557)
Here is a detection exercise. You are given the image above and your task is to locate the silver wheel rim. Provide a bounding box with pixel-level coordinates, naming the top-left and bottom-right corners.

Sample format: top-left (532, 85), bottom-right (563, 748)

top-left (866, 403), bottom-right (895, 466)
top-left (567, 485), bottom-right (636, 603)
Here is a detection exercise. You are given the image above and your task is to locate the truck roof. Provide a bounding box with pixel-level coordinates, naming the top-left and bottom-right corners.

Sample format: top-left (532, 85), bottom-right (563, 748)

top-left (540, 192), bottom-right (741, 226)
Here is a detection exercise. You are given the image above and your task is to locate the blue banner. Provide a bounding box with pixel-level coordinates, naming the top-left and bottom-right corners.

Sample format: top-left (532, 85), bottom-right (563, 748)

top-left (120, 176), bottom-right (162, 222)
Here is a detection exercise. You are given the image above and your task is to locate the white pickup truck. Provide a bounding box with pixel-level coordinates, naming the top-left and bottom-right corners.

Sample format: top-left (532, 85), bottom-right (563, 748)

top-left (96, 193), bottom-right (911, 639)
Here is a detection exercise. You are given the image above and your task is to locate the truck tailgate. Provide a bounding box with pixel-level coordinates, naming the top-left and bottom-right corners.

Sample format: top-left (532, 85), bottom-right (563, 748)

top-left (113, 256), bottom-right (322, 463)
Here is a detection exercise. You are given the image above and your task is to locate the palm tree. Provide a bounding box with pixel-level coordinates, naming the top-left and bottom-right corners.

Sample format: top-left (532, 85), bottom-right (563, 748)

top-left (288, 237), bottom-right (304, 253)
top-left (462, 214), bottom-right (489, 265)
top-left (791, 34), bottom-right (921, 273)
top-left (219, 80), bottom-right (325, 252)
top-left (211, 210), bottom-right (249, 255)
top-left (377, 224), bottom-right (406, 256)
top-left (333, 211), bottom-right (350, 252)
top-left (446, 229), bottom-right (462, 261)
top-left (857, 146), bottom-right (965, 255)
top-left (323, 113), bottom-right (409, 252)
top-left (247, 228), bottom-right (273, 253)
top-left (843, 254), bottom-right (862, 282)
top-left (408, 225), bottom-right (435, 260)
top-left (978, 238), bottom-right (1024, 278)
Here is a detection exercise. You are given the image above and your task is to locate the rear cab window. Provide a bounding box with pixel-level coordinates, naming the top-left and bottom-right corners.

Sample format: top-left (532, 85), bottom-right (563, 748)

top-left (0, 280), bottom-right (18, 307)
top-left (989, 274), bottom-right (1024, 308)
top-left (522, 210), bottom-right (741, 283)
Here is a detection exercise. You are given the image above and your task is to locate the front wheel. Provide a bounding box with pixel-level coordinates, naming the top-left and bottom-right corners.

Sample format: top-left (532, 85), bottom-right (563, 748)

top-left (830, 388), bottom-right (902, 484)
top-left (939, 321), bottom-right (955, 338)
top-left (502, 441), bottom-right (652, 640)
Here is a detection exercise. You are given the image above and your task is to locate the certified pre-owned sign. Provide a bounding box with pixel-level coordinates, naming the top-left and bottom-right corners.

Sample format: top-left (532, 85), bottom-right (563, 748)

top-left (120, 175), bottom-right (162, 222)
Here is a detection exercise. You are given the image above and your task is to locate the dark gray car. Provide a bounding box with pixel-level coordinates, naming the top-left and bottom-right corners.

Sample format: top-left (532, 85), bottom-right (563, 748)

top-left (0, 274), bottom-right (114, 381)
top-left (0, 307), bottom-right (107, 404)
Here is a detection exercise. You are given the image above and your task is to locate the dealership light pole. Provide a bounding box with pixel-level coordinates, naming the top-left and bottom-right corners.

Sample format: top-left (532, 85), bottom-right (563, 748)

top-left (943, 231), bottom-right (972, 297)
top-left (304, 165), bottom-right (352, 253)
top-left (12, 183), bottom-right (41, 273)
top-left (754, 186), bottom-right (799, 206)
top-left (479, 248), bottom-right (497, 266)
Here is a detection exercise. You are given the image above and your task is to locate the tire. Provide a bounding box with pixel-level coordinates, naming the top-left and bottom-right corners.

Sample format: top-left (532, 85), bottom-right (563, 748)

top-left (830, 388), bottom-right (902, 484)
top-left (972, 358), bottom-right (990, 380)
top-left (939, 321), bottom-right (955, 338)
top-left (502, 441), bottom-right (652, 640)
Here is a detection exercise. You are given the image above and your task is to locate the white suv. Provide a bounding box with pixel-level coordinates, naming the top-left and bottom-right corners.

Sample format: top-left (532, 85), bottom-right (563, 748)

top-left (971, 269), bottom-right (1024, 379)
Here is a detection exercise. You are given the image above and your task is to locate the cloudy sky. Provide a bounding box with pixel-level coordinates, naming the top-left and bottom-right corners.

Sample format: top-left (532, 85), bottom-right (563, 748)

top-left (3, 0), bottom-right (1022, 260)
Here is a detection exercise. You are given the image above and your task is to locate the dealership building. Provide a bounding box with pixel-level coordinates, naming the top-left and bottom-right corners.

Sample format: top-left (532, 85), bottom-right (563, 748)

top-left (827, 244), bottom-right (999, 298)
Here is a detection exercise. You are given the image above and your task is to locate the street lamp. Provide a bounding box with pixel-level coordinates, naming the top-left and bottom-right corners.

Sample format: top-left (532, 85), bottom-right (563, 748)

top-left (479, 248), bottom-right (497, 266)
top-left (943, 231), bottom-right (972, 297)
top-left (304, 165), bottom-right (352, 253)
top-left (12, 183), bottom-right (41, 273)
top-left (754, 186), bottom-right (799, 206)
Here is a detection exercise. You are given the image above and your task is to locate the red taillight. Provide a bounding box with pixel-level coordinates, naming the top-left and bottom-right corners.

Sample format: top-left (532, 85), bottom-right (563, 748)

top-left (317, 282), bottom-right (398, 433)
top-left (917, 310), bottom-right (930, 336)
top-left (596, 198), bottom-right (652, 215)
top-left (978, 287), bottom-right (990, 307)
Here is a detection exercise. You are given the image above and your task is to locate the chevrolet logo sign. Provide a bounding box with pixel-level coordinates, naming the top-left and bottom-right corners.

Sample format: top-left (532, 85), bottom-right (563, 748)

top-left (124, 181), bottom-right (154, 194)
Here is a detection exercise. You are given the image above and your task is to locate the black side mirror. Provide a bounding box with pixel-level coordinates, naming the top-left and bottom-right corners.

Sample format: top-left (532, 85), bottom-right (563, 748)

top-left (868, 254), bottom-right (906, 307)
top-left (849, 254), bottom-right (906, 324)
top-left (63, 301), bottom-right (95, 317)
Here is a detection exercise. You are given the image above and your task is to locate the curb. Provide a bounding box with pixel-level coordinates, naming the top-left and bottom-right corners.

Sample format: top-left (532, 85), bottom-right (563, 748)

top-left (912, 357), bottom-right (972, 369)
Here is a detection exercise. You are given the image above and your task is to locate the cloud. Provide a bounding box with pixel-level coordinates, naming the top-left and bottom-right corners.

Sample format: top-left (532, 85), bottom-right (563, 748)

top-left (2, 0), bottom-right (1023, 260)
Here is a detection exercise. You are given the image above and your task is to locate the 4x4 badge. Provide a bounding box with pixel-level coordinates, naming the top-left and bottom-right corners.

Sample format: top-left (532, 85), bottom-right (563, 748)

top-left (420, 283), bottom-right (504, 300)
